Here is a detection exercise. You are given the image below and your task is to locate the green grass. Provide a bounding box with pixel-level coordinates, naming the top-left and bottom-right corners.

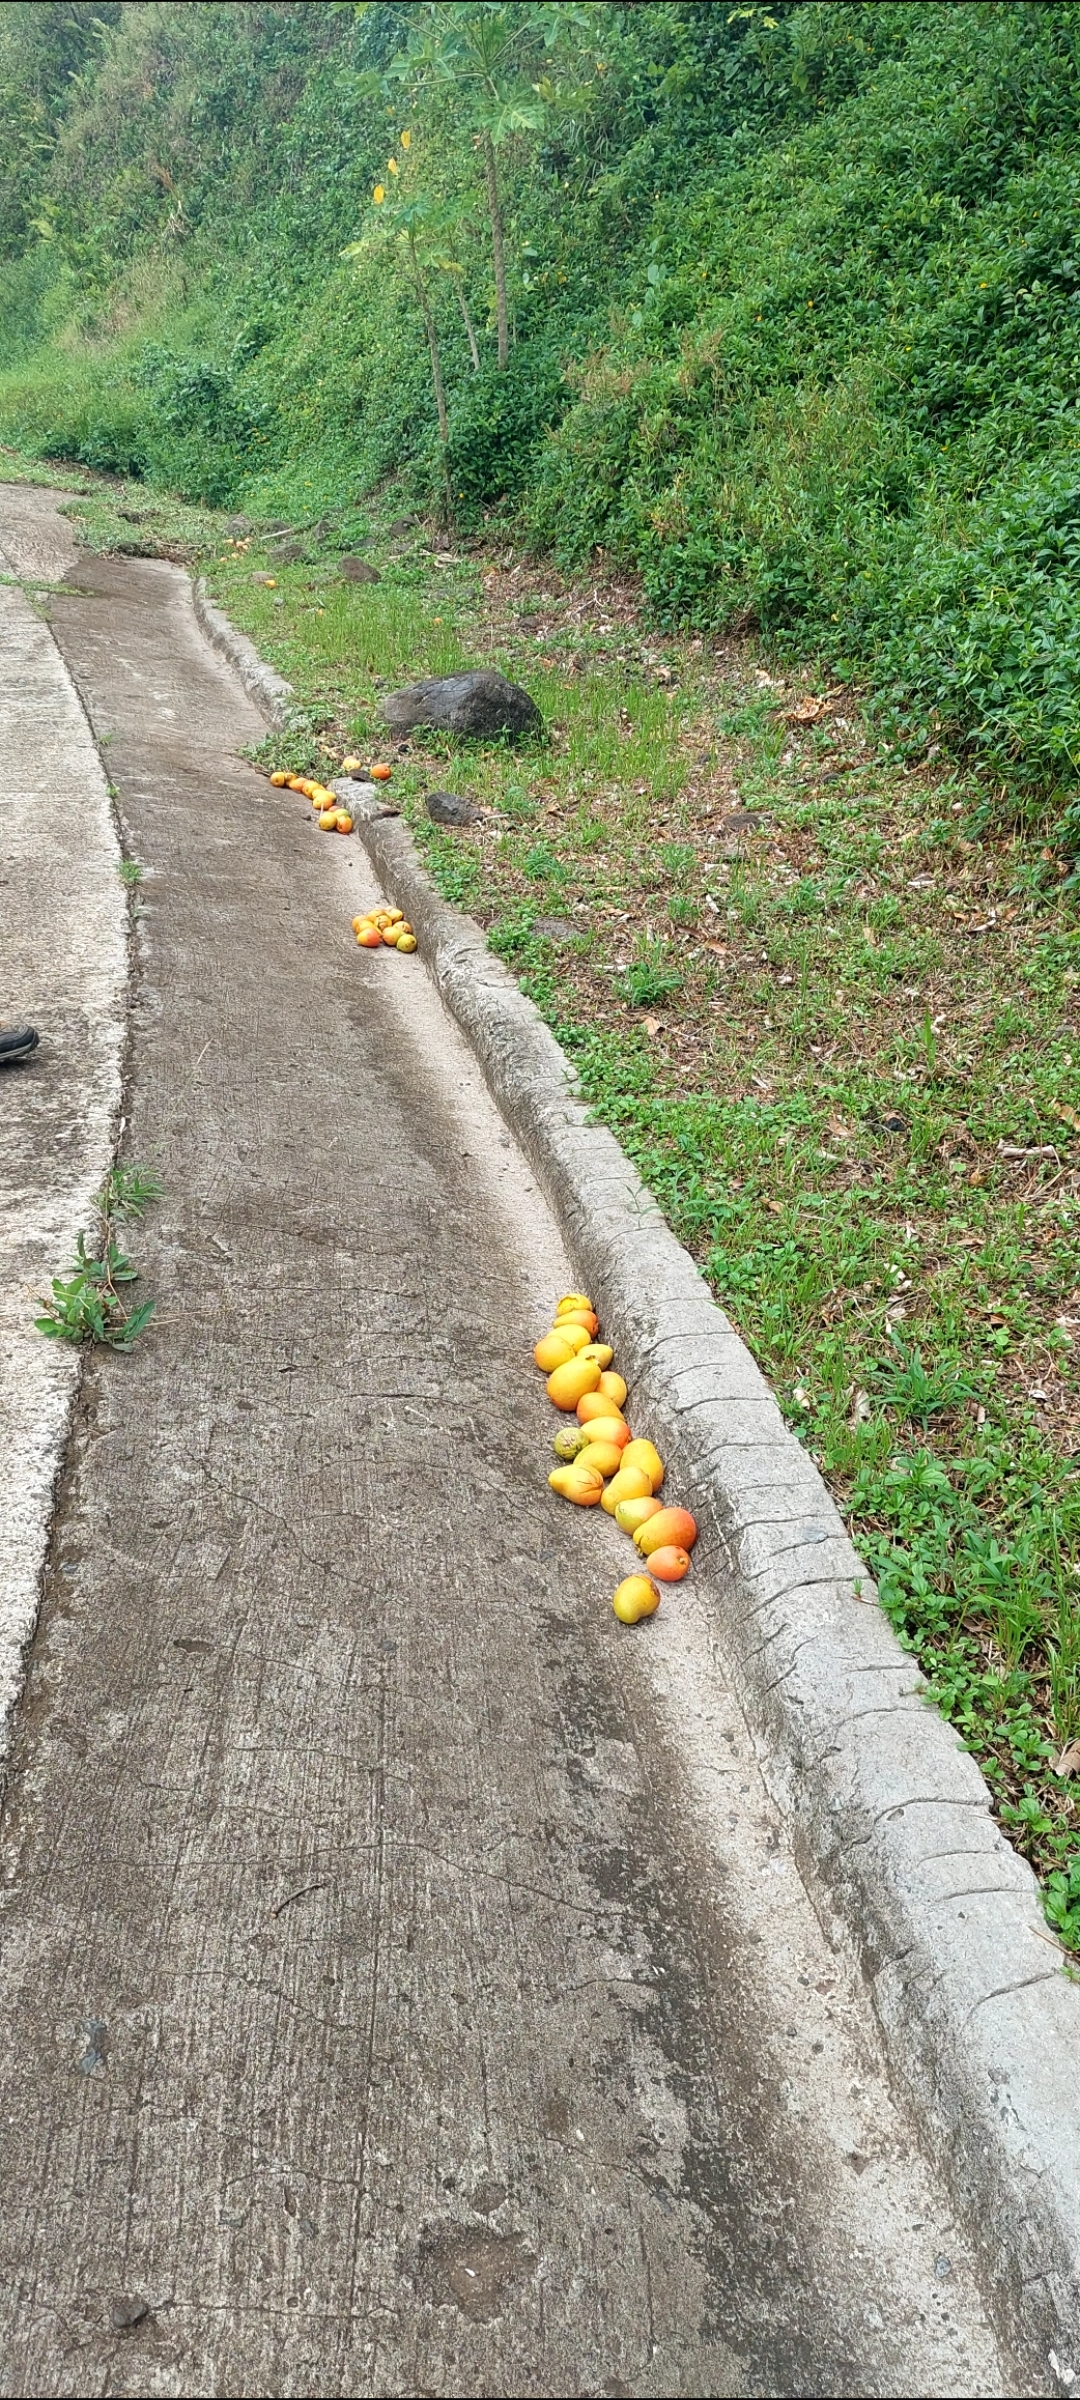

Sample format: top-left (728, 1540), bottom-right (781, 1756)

top-left (26, 459), bottom-right (1080, 1957)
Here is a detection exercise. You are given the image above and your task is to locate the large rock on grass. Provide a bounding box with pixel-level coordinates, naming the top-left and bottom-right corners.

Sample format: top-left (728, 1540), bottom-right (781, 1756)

top-left (381, 669), bottom-right (541, 741)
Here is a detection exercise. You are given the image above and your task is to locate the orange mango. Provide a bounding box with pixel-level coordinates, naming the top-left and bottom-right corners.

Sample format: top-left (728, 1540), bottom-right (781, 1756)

top-left (577, 1390), bottom-right (624, 1426)
top-left (648, 1545), bottom-right (690, 1582)
top-left (635, 1507), bottom-right (698, 1557)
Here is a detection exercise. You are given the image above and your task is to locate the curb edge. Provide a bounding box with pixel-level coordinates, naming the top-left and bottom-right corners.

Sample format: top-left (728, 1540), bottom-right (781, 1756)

top-left (193, 578), bottom-right (296, 724)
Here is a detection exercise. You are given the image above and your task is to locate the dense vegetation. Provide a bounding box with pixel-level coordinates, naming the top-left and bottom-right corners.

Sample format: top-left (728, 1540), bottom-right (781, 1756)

top-left (5, 1), bottom-right (1080, 812)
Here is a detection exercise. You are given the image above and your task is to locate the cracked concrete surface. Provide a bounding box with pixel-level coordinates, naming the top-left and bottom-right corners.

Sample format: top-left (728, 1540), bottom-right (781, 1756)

top-left (0, 485), bottom-right (1029, 2396)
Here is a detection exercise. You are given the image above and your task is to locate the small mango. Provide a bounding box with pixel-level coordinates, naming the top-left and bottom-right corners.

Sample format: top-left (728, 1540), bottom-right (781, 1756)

top-left (612, 1574), bottom-right (660, 1624)
top-left (556, 1292), bottom-right (593, 1315)
top-left (578, 1342), bottom-right (614, 1370)
top-left (598, 1370), bottom-right (628, 1408)
top-left (553, 1424), bottom-right (591, 1461)
top-left (649, 1545), bottom-right (690, 1582)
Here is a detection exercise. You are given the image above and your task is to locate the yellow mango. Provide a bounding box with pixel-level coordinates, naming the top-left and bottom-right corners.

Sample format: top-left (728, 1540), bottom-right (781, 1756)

top-left (534, 1330), bottom-right (578, 1373)
top-left (613, 1574), bottom-right (660, 1624)
top-left (621, 1438), bottom-right (664, 1493)
top-left (548, 1462), bottom-right (604, 1506)
top-left (546, 1356), bottom-right (602, 1412)
top-left (548, 1320), bottom-right (591, 1355)
top-left (600, 1464), bottom-right (654, 1515)
top-left (575, 1439), bottom-right (625, 1480)
top-left (578, 1342), bottom-right (614, 1370)
top-left (598, 1370), bottom-right (628, 1408)
top-left (614, 1495), bottom-right (664, 1536)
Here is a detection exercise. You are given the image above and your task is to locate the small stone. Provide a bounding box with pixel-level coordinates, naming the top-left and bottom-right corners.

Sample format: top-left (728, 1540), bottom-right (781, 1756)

top-left (385, 514), bottom-right (418, 538)
top-left (340, 556), bottom-right (381, 585)
top-left (382, 670), bottom-right (541, 741)
top-left (533, 915), bottom-right (577, 944)
top-left (110, 2298), bottom-right (149, 2332)
top-left (426, 790), bottom-right (474, 827)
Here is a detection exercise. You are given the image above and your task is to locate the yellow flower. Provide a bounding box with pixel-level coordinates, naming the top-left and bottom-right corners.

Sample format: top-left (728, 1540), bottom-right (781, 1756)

top-left (400, 128), bottom-right (411, 149)
top-left (373, 184), bottom-right (385, 203)
top-left (388, 156), bottom-right (399, 175)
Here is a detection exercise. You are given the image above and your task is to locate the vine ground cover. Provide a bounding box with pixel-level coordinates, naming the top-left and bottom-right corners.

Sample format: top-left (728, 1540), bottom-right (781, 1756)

top-left (16, 450), bottom-right (1079, 1955)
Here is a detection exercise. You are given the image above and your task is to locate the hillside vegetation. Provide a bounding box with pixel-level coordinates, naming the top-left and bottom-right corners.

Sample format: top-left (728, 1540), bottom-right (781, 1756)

top-left (4, 1), bottom-right (1080, 814)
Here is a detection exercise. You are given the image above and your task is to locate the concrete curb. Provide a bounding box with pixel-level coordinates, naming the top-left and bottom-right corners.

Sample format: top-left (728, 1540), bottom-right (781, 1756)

top-left (192, 579), bottom-right (296, 725)
top-left (336, 778), bottom-right (1080, 2387)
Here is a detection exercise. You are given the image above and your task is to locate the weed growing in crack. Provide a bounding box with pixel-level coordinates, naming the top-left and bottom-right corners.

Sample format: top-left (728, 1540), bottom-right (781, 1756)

top-left (35, 1163), bottom-right (161, 1351)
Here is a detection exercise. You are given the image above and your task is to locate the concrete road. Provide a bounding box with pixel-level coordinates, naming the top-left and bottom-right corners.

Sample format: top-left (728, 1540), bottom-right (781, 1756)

top-left (0, 486), bottom-right (1018, 2398)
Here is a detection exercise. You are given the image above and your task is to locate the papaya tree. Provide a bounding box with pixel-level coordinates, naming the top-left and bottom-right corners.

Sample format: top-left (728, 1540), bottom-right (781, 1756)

top-left (342, 149), bottom-right (453, 460)
top-left (388, 2), bottom-right (591, 370)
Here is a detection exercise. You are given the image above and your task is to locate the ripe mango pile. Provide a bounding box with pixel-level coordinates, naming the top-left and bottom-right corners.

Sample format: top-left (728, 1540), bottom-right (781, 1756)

top-left (536, 1291), bottom-right (698, 1624)
top-left (351, 907), bottom-right (416, 953)
top-left (269, 770), bottom-right (354, 834)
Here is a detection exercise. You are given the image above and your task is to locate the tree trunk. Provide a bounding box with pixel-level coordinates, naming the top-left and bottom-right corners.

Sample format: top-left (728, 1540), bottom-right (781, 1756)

top-left (482, 128), bottom-right (508, 369)
top-left (410, 239), bottom-right (448, 443)
top-left (454, 274), bottom-right (481, 372)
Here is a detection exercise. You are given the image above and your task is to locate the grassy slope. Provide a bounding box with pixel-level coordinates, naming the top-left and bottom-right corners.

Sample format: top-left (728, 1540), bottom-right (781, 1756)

top-left (5, 6), bottom-right (1080, 808)
top-left (17, 454), bottom-right (1075, 1952)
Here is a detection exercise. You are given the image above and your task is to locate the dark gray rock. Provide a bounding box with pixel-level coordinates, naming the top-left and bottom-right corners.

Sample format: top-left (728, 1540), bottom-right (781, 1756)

top-left (425, 790), bottom-right (475, 827)
top-left (382, 670), bottom-right (542, 742)
top-left (386, 514), bottom-right (418, 538)
top-left (340, 556), bottom-right (382, 585)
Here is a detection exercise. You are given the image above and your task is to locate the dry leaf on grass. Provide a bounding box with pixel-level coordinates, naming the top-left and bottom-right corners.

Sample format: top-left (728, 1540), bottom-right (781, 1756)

top-left (1053, 1740), bottom-right (1080, 1779)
